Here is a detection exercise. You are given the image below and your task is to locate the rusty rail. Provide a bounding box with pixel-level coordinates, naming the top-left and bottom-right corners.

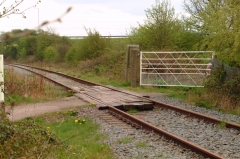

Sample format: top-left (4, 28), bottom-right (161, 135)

top-left (10, 64), bottom-right (240, 131)
top-left (9, 64), bottom-right (240, 158)
top-left (108, 106), bottom-right (225, 159)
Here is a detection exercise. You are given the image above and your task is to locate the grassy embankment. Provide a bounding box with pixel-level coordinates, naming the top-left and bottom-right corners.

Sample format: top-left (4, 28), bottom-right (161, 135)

top-left (26, 38), bottom-right (239, 115)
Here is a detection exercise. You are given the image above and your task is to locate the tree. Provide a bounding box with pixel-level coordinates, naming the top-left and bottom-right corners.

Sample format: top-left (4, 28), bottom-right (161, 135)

top-left (18, 33), bottom-right (38, 56)
top-left (54, 36), bottom-right (71, 62)
top-left (44, 46), bottom-right (59, 62)
top-left (129, 0), bottom-right (182, 50)
top-left (78, 28), bottom-right (109, 60)
top-left (65, 47), bottom-right (78, 65)
top-left (0, 29), bottom-right (25, 60)
top-left (183, 0), bottom-right (240, 67)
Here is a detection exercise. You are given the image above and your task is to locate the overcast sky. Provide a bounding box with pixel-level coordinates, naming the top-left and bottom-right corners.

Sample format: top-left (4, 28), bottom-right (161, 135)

top-left (0, 0), bottom-right (184, 36)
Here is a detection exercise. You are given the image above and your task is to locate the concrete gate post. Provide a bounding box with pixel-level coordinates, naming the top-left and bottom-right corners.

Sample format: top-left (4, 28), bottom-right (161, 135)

top-left (130, 49), bottom-right (140, 87)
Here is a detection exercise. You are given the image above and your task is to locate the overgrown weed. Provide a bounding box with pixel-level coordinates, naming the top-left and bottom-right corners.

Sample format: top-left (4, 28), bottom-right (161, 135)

top-left (0, 117), bottom-right (61, 158)
top-left (4, 68), bottom-right (68, 106)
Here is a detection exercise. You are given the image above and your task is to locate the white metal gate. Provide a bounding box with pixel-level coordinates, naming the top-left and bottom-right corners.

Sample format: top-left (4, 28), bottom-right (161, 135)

top-left (140, 51), bottom-right (214, 87)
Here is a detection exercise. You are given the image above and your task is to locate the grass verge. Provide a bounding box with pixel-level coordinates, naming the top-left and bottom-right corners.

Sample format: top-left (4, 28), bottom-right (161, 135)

top-left (34, 110), bottom-right (114, 159)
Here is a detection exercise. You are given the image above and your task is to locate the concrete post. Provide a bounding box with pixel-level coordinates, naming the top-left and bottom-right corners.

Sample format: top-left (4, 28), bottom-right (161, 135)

top-left (131, 49), bottom-right (140, 87)
top-left (125, 45), bottom-right (139, 82)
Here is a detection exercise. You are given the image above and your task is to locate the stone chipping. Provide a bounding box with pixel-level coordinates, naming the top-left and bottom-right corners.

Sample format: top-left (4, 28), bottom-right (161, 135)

top-left (7, 65), bottom-right (240, 158)
top-left (77, 108), bottom-right (205, 159)
top-left (148, 97), bottom-right (240, 159)
top-left (77, 96), bottom-right (240, 159)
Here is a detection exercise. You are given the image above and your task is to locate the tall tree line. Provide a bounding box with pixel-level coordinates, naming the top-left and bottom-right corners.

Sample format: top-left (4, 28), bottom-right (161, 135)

top-left (1, 0), bottom-right (240, 68)
top-left (183, 0), bottom-right (240, 67)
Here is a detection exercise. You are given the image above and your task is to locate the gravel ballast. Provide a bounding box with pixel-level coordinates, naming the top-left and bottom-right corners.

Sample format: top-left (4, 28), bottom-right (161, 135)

top-left (77, 96), bottom-right (240, 159)
top-left (148, 96), bottom-right (240, 159)
top-left (6, 65), bottom-right (240, 158)
top-left (77, 108), bottom-right (205, 159)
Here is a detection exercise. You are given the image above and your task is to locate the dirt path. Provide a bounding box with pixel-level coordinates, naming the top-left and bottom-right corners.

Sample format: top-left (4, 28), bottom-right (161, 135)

top-left (5, 96), bottom-right (87, 121)
top-left (4, 92), bottom-right (165, 121)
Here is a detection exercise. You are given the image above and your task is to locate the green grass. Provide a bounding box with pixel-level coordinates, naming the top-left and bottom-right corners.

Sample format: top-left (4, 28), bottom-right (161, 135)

top-left (136, 141), bottom-right (147, 147)
top-left (5, 88), bottom-right (70, 106)
top-left (117, 137), bottom-right (132, 144)
top-left (127, 109), bottom-right (138, 114)
top-left (217, 121), bottom-right (226, 129)
top-left (5, 94), bottom-right (40, 106)
top-left (195, 101), bottom-right (213, 109)
top-left (105, 81), bottom-right (131, 87)
top-left (168, 92), bottom-right (187, 99)
top-left (34, 111), bottom-right (114, 159)
top-left (4, 68), bottom-right (71, 106)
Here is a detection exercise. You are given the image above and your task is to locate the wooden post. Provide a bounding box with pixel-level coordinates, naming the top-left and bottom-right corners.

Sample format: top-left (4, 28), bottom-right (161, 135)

top-left (131, 49), bottom-right (140, 87)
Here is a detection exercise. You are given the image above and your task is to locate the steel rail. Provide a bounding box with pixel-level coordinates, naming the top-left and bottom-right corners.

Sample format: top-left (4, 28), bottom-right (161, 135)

top-left (108, 106), bottom-right (225, 159)
top-left (9, 64), bottom-right (110, 107)
top-left (8, 64), bottom-right (73, 91)
top-left (10, 64), bottom-right (240, 131)
top-left (9, 64), bottom-right (228, 158)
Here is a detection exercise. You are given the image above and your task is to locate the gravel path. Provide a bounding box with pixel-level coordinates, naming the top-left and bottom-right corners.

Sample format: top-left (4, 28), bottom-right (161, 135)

top-left (5, 96), bottom-right (87, 121)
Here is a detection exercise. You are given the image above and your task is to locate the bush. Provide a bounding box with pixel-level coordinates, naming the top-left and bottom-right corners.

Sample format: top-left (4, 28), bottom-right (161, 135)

top-left (44, 46), bottom-right (59, 62)
top-left (18, 47), bottom-right (27, 59)
top-left (78, 28), bottom-right (110, 60)
top-left (54, 36), bottom-right (71, 62)
top-left (0, 117), bottom-right (58, 158)
top-left (18, 36), bottom-right (37, 57)
top-left (36, 31), bottom-right (71, 62)
top-left (65, 47), bottom-right (79, 65)
top-left (204, 64), bottom-right (227, 92)
top-left (204, 65), bottom-right (240, 109)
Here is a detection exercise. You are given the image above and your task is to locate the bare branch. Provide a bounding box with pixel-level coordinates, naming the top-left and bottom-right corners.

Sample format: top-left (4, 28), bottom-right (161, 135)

top-left (0, 7), bottom-right (72, 41)
top-left (0, 0), bottom-right (7, 7)
top-left (0, 0), bottom-right (41, 18)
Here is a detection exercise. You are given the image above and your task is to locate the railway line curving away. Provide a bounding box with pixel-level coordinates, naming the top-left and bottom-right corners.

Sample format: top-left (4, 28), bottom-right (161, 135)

top-left (5, 64), bottom-right (240, 159)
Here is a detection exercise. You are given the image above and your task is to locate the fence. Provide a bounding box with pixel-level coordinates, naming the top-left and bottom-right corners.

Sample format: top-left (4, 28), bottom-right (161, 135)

top-left (140, 51), bottom-right (214, 87)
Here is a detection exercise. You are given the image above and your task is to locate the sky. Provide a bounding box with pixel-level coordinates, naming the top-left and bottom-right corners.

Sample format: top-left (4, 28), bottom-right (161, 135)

top-left (0, 0), bottom-right (184, 36)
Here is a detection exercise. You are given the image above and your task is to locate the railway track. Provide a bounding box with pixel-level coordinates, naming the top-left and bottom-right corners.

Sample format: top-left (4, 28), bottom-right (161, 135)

top-left (7, 64), bottom-right (240, 159)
